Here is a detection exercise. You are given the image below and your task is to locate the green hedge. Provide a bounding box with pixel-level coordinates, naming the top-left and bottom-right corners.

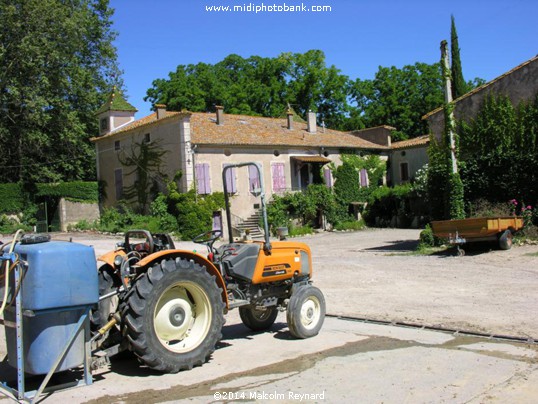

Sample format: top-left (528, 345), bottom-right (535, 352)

top-left (36, 182), bottom-right (98, 202)
top-left (0, 183), bottom-right (25, 214)
top-left (0, 182), bottom-right (98, 214)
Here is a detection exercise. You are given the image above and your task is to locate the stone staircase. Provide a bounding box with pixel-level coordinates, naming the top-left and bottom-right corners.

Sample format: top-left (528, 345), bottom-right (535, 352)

top-left (235, 210), bottom-right (264, 239)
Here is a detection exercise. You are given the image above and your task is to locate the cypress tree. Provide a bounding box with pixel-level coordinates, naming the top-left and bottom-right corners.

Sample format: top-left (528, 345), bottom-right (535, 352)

top-left (450, 15), bottom-right (467, 99)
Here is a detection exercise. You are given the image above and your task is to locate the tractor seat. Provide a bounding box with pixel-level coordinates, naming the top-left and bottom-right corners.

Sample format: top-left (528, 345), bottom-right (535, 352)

top-left (219, 243), bottom-right (261, 282)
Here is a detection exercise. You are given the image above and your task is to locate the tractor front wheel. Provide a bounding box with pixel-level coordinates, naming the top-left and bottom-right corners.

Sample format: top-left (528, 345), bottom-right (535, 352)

top-left (124, 258), bottom-right (225, 373)
top-left (239, 306), bottom-right (279, 331)
top-left (287, 286), bottom-right (325, 339)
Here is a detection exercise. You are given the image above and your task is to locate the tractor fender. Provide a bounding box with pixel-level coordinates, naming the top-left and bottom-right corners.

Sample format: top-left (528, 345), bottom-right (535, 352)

top-left (133, 250), bottom-right (229, 308)
top-left (97, 249), bottom-right (126, 267)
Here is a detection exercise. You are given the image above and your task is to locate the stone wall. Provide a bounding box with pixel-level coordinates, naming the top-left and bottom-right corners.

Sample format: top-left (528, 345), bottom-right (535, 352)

top-left (426, 55), bottom-right (538, 139)
top-left (58, 198), bottom-right (100, 231)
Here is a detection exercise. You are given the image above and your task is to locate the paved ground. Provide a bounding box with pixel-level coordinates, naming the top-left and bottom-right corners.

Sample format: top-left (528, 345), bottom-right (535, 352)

top-left (0, 229), bottom-right (537, 403)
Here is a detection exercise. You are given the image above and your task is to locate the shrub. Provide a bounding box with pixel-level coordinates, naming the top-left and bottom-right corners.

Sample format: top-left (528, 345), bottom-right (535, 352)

top-left (418, 224), bottom-right (443, 248)
top-left (363, 184), bottom-right (413, 227)
top-left (288, 224), bottom-right (314, 237)
top-left (0, 215), bottom-right (31, 234)
top-left (266, 184), bottom-right (355, 233)
top-left (334, 219), bottom-right (366, 231)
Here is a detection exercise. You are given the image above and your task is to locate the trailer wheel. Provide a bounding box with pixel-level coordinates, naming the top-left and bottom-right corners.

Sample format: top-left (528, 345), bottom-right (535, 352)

top-left (239, 306), bottom-right (279, 331)
top-left (287, 286), bottom-right (325, 339)
top-left (90, 265), bottom-right (120, 331)
top-left (499, 230), bottom-right (513, 250)
top-left (124, 258), bottom-right (224, 373)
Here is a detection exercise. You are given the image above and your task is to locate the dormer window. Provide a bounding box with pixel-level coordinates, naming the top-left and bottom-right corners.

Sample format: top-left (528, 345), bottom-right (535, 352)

top-left (100, 118), bottom-right (109, 131)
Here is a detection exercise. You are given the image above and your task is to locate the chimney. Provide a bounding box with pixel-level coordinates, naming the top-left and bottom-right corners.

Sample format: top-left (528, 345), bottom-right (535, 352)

top-left (287, 109), bottom-right (293, 130)
top-left (307, 111), bottom-right (317, 134)
top-left (155, 104), bottom-right (166, 119)
top-left (216, 105), bottom-right (224, 125)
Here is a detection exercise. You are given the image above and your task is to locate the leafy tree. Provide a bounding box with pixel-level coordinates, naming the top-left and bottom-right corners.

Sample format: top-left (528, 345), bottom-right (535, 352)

top-left (145, 50), bottom-right (352, 130)
top-left (0, 0), bottom-right (122, 184)
top-left (458, 94), bottom-right (538, 206)
top-left (450, 15), bottom-right (467, 99)
top-left (350, 63), bottom-right (445, 140)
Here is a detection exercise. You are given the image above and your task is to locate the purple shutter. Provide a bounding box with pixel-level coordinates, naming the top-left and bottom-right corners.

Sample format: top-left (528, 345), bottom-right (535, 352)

top-left (324, 168), bottom-right (332, 188)
top-left (224, 164), bottom-right (236, 194)
top-left (359, 168), bottom-right (369, 187)
top-left (249, 165), bottom-right (260, 192)
top-left (196, 163), bottom-right (211, 194)
top-left (272, 163), bottom-right (286, 192)
top-left (212, 211), bottom-right (222, 234)
top-left (203, 164), bottom-right (211, 193)
top-left (195, 164), bottom-right (203, 194)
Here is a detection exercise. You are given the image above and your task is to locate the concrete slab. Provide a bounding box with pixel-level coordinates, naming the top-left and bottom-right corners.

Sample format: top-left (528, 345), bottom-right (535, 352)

top-left (1, 316), bottom-right (536, 403)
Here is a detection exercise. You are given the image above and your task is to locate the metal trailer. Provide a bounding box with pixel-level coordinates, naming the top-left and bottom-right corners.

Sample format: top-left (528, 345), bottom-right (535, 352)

top-left (431, 216), bottom-right (524, 256)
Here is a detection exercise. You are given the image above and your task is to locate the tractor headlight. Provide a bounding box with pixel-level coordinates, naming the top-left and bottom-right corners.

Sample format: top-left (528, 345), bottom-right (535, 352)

top-left (114, 254), bottom-right (124, 268)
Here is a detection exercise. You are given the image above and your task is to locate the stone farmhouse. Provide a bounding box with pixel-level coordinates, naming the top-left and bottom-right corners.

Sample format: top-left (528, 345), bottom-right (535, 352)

top-left (91, 91), bottom-right (428, 235)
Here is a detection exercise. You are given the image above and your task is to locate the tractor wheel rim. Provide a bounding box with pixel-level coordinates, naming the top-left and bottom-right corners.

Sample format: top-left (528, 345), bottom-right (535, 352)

top-left (154, 282), bottom-right (212, 353)
top-left (300, 296), bottom-right (321, 330)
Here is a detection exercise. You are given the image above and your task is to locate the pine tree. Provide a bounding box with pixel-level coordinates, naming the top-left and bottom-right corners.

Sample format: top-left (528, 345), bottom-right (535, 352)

top-left (450, 15), bottom-right (467, 99)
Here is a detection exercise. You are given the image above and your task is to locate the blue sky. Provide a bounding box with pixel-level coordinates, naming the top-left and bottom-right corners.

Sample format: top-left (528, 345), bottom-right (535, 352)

top-left (110, 0), bottom-right (538, 118)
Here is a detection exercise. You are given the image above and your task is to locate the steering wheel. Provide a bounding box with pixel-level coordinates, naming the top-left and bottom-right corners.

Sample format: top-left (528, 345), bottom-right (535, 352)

top-left (192, 230), bottom-right (222, 253)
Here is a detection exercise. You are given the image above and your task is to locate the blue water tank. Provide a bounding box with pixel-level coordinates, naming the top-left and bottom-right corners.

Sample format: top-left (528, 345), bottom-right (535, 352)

top-left (13, 241), bottom-right (98, 310)
top-left (4, 240), bottom-right (98, 374)
top-left (5, 308), bottom-right (87, 375)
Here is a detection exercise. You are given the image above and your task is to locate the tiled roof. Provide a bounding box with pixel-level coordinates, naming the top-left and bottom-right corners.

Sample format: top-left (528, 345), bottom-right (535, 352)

top-left (90, 111), bottom-right (185, 142)
top-left (422, 54), bottom-right (538, 120)
top-left (95, 87), bottom-right (138, 115)
top-left (91, 109), bottom-right (389, 150)
top-left (391, 135), bottom-right (430, 150)
top-left (189, 113), bottom-right (387, 150)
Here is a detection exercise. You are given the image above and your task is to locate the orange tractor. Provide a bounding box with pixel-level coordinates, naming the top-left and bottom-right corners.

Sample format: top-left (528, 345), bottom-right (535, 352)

top-left (92, 163), bottom-right (325, 373)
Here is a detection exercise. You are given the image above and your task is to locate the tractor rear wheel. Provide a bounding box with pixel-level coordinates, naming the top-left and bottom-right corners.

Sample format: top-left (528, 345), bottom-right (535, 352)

top-left (239, 306), bottom-right (278, 331)
top-left (124, 258), bottom-right (225, 373)
top-left (90, 265), bottom-right (120, 332)
top-left (287, 286), bottom-right (325, 339)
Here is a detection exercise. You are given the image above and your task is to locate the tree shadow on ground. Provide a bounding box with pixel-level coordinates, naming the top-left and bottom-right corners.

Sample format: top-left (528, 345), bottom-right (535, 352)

top-left (361, 239), bottom-right (419, 252)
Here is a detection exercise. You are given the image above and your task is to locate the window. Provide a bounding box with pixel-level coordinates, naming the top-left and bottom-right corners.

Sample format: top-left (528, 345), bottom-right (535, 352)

top-left (359, 168), bottom-right (369, 187)
top-left (114, 168), bottom-right (123, 200)
top-left (324, 167), bottom-right (333, 188)
top-left (195, 163), bottom-right (211, 194)
top-left (144, 133), bottom-right (150, 143)
top-left (100, 118), bottom-right (108, 131)
top-left (272, 163), bottom-right (286, 192)
top-left (400, 162), bottom-right (409, 182)
top-left (248, 164), bottom-right (261, 194)
top-left (223, 164), bottom-right (237, 194)
top-left (114, 140), bottom-right (120, 151)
